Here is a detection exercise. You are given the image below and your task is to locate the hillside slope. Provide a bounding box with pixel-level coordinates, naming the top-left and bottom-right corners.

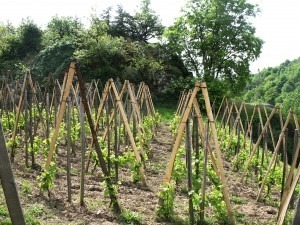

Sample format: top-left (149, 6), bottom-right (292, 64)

top-left (243, 58), bottom-right (300, 113)
top-left (0, 122), bottom-right (283, 225)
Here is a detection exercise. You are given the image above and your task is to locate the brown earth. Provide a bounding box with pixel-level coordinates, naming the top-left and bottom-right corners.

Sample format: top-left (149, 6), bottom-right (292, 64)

top-left (3, 122), bottom-right (281, 225)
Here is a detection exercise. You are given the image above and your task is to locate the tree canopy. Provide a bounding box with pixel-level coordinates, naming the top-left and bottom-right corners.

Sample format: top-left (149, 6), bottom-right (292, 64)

top-left (1, 0), bottom-right (288, 106)
top-left (243, 58), bottom-right (300, 114)
top-left (105, 0), bottom-right (164, 42)
top-left (164, 0), bottom-right (263, 97)
top-left (0, 1), bottom-right (190, 102)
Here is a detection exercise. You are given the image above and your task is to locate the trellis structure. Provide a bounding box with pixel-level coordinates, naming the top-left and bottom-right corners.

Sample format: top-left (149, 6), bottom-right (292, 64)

top-left (0, 62), bottom-right (158, 216)
top-left (214, 97), bottom-right (300, 225)
top-left (159, 82), bottom-right (235, 224)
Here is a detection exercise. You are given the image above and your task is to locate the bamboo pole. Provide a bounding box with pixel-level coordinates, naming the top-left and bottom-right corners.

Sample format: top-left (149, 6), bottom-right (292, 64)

top-left (145, 85), bottom-right (155, 117)
top-left (200, 119), bottom-right (209, 221)
top-left (186, 118), bottom-right (194, 224)
top-left (163, 82), bottom-right (200, 184)
top-left (225, 103), bottom-right (244, 150)
top-left (45, 63), bottom-right (76, 171)
top-left (180, 91), bottom-right (192, 117)
top-left (201, 82), bottom-right (235, 224)
top-left (0, 122), bottom-right (26, 225)
top-left (28, 88), bottom-right (35, 167)
top-left (263, 106), bottom-right (276, 150)
top-left (175, 91), bottom-right (184, 115)
top-left (66, 97), bottom-right (72, 203)
top-left (281, 128), bottom-right (288, 199)
top-left (233, 102), bottom-right (245, 134)
top-left (79, 99), bottom-right (86, 206)
top-left (24, 90), bottom-right (29, 167)
top-left (241, 106), bottom-right (277, 182)
top-left (192, 98), bottom-right (219, 175)
top-left (114, 99), bottom-right (119, 181)
top-left (127, 81), bottom-right (146, 135)
top-left (106, 99), bottom-right (111, 174)
top-left (10, 72), bottom-right (28, 162)
top-left (218, 98), bottom-right (229, 132)
top-left (219, 103), bottom-right (234, 143)
top-left (242, 105), bottom-right (257, 149)
top-left (215, 96), bottom-right (226, 122)
top-left (76, 65), bottom-right (121, 213)
top-left (278, 128), bottom-right (300, 216)
top-left (110, 79), bottom-right (148, 187)
top-left (95, 81), bottom-right (111, 129)
top-left (257, 110), bottom-right (292, 200)
top-left (176, 91), bottom-right (186, 115)
top-left (276, 161), bottom-right (300, 225)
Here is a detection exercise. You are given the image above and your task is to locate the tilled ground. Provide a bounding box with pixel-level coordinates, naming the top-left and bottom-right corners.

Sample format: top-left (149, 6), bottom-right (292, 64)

top-left (2, 122), bottom-right (280, 224)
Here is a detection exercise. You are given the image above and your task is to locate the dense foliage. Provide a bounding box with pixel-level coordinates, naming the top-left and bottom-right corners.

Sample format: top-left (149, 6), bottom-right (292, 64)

top-left (0, 0), bottom-right (266, 102)
top-left (164, 0), bottom-right (263, 98)
top-left (243, 58), bottom-right (300, 113)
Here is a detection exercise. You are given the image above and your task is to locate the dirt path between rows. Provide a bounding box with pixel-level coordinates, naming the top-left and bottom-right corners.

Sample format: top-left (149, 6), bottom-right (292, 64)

top-left (7, 121), bottom-right (280, 225)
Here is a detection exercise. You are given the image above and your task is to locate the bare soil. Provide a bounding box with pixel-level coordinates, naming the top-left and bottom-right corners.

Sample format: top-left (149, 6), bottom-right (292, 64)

top-left (3, 122), bottom-right (280, 225)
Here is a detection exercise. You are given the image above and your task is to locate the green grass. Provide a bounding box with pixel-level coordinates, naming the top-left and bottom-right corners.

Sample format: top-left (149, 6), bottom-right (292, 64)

top-left (156, 104), bottom-right (176, 122)
top-left (0, 204), bottom-right (10, 225)
top-left (24, 203), bottom-right (44, 225)
top-left (21, 180), bottom-right (33, 195)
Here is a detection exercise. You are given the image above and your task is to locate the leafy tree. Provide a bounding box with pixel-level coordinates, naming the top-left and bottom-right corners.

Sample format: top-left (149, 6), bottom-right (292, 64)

top-left (124, 42), bottom-right (163, 82)
top-left (164, 0), bottom-right (263, 97)
top-left (0, 19), bottom-right (42, 60)
top-left (42, 16), bottom-right (84, 46)
top-left (32, 16), bottom-right (84, 80)
top-left (244, 57), bottom-right (300, 114)
top-left (0, 20), bottom-right (42, 74)
top-left (0, 22), bottom-right (18, 60)
top-left (130, 0), bottom-right (164, 42)
top-left (17, 19), bottom-right (42, 57)
top-left (88, 10), bottom-right (110, 38)
top-left (107, 0), bottom-right (163, 42)
top-left (281, 87), bottom-right (300, 113)
top-left (74, 35), bottom-right (127, 81)
top-left (108, 6), bottom-right (133, 38)
top-left (31, 42), bottom-right (76, 81)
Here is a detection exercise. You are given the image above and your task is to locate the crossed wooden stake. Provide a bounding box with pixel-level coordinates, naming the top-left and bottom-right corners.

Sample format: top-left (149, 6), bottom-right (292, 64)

top-left (215, 97), bottom-right (300, 225)
top-left (44, 62), bottom-right (148, 187)
top-left (159, 81), bottom-right (235, 224)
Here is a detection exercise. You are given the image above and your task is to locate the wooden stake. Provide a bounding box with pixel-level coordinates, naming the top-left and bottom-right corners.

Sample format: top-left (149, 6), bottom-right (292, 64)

top-left (276, 160), bottom-right (300, 225)
top-left (163, 82), bottom-right (200, 184)
top-left (257, 110), bottom-right (292, 200)
top-left (192, 98), bottom-right (219, 175)
top-left (10, 72), bottom-right (28, 161)
top-left (200, 119), bottom-right (209, 221)
top-left (76, 65), bottom-right (121, 213)
top-left (201, 82), bottom-right (235, 224)
top-left (279, 128), bottom-right (300, 215)
top-left (186, 118), bottom-right (194, 224)
top-left (24, 90), bottom-right (29, 167)
top-left (241, 106), bottom-right (277, 182)
top-left (45, 62), bottom-right (76, 171)
top-left (66, 97), bottom-right (72, 203)
top-left (110, 80), bottom-right (148, 187)
top-left (79, 99), bottom-right (85, 206)
top-left (215, 96), bottom-right (226, 122)
top-left (0, 122), bottom-right (26, 225)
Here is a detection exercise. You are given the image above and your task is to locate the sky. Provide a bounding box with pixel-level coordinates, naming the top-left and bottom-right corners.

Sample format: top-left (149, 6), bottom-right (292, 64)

top-left (0, 0), bottom-right (300, 73)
